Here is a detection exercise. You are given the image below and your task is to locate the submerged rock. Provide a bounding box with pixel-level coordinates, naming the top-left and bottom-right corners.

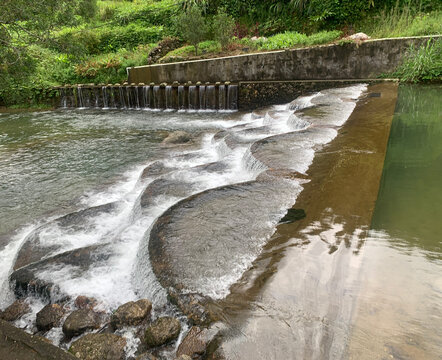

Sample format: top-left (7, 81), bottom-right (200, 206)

top-left (10, 244), bottom-right (112, 300)
top-left (62, 309), bottom-right (101, 339)
top-left (36, 303), bottom-right (65, 332)
top-left (13, 202), bottom-right (117, 270)
top-left (279, 208), bottom-right (306, 224)
top-left (145, 317), bottom-right (181, 348)
top-left (0, 299), bottom-right (30, 322)
top-left (140, 178), bottom-right (192, 208)
top-left (111, 299), bottom-right (152, 329)
top-left (162, 131), bottom-right (192, 144)
top-left (168, 290), bottom-right (215, 326)
top-left (176, 326), bottom-right (212, 358)
top-left (0, 319), bottom-right (76, 360)
top-left (141, 161), bottom-right (174, 179)
top-left (69, 333), bottom-right (126, 360)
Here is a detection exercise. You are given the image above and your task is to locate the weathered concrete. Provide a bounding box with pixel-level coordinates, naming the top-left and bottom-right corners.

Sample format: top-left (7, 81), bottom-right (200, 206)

top-left (128, 36), bottom-right (439, 84)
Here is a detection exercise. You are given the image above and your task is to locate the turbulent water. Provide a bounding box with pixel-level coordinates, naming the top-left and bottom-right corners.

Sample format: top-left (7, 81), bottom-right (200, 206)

top-left (0, 85), bottom-right (367, 355)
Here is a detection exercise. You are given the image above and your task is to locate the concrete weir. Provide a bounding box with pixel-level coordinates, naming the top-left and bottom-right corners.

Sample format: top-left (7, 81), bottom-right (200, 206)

top-left (127, 36), bottom-right (439, 84)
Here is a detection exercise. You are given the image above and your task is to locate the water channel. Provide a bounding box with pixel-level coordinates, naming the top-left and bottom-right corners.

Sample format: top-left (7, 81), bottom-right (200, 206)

top-left (0, 83), bottom-right (440, 359)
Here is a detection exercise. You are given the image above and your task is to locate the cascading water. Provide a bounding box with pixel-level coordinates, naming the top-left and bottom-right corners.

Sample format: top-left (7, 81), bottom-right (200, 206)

top-left (59, 83), bottom-right (239, 112)
top-left (0, 84), bottom-right (368, 358)
top-left (143, 85), bottom-right (151, 109)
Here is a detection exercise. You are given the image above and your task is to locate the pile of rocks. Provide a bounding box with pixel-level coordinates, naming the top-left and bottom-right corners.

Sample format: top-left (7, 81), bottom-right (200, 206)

top-left (1, 295), bottom-right (222, 360)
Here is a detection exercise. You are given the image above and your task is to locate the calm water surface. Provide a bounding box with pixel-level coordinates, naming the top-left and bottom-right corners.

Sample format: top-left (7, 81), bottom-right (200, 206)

top-left (349, 84), bottom-right (442, 359)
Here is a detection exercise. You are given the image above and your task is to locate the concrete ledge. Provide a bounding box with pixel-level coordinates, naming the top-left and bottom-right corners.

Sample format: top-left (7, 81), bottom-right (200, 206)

top-left (128, 36), bottom-right (440, 84)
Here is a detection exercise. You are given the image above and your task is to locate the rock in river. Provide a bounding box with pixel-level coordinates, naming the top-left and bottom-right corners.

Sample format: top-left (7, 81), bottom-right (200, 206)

top-left (0, 299), bottom-right (30, 322)
top-left (36, 303), bottom-right (65, 332)
top-left (62, 309), bottom-right (101, 339)
top-left (69, 333), bottom-right (126, 360)
top-left (111, 299), bottom-right (152, 329)
top-left (145, 317), bottom-right (181, 348)
top-left (162, 131), bottom-right (192, 145)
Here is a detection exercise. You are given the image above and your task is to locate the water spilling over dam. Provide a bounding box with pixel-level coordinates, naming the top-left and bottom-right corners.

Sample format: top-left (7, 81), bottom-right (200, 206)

top-left (57, 82), bottom-right (238, 111)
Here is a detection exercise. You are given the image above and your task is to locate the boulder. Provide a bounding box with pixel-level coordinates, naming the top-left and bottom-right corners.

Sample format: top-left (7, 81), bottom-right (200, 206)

top-left (145, 317), bottom-right (181, 348)
top-left (36, 304), bottom-right (65, 332)
top-left (74, 296), bottom-right (98, 310)
top-left (10, 244), bottom-right (112, 300)
top-left (168, 291), bottom-right (214, 326)
top-left (62, 309), bottom-right (101, 339)
top-left (162, 131), bottom-right (192, 145)
top-left (69, 333), bottom-right (126, 360)
top-left (176, 356), bottom-right (192, 360)
top-left (111, 299), bottom-right (152, 328)
top-left (347, 32), bottom-right (371, 41)
top-left (0, 319), bottom-right (76, 360)
top-left (0, 299), bottom-right (30, 322)
top-left (176, 324), bottom-right (224, 359)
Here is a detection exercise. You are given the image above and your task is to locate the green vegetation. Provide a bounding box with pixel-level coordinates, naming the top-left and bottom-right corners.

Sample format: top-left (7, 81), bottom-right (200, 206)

top-left (393, 38), bottom-right (441, 82)
top-left (1, 0), bottom-right (441, 106)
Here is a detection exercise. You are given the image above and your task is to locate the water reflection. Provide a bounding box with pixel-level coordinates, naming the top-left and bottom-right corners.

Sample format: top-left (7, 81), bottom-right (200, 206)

top-left (371, 84), bottom-right (442, 259)
top-left (349, 84), bottom-right (442, 359)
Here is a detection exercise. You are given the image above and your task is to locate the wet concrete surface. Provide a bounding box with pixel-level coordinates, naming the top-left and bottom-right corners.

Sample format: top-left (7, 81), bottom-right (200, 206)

top-left (214, 82), bottom-right (399, 359)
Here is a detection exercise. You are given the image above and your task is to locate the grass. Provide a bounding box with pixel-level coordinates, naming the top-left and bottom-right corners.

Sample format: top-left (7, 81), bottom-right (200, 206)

top-left (255, 30), bottom-right (342, 50)
top-left (392, 38), bottom-right (442, 82)
top-left (160, 41), bottom-right (221, 62)
top-left (359, 8), bottom-right (441, 38)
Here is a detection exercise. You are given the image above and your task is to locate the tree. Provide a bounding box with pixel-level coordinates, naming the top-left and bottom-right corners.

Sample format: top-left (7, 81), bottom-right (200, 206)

top-left (177, 6), bottom-right (208, 56)
top-left (213, 9), bottom-right (235, 50)
top-left (0, 0), bottom-right (97, 69)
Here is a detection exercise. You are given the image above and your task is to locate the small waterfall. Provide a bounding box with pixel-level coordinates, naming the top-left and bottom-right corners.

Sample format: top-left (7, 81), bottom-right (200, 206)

top-left (102, 86), bottom-right (109, 109)
top-left (219, 85), bottom-right (226, 111)
top-left (77, 87), bottom-right (84, 108)
top-left (242, 146), bottom-right (268, 175)
top-left (153, 86), bottom-right (160, 109)
top-left (188, 86), bottom-right (197, 110)
top-left (199, 85), bottom-right (206, 110)
top-left (119, 87), bottom-right (126, 109)
top-left (143, 86), bottom-right (151, 109)
top-left (133, 86), bottom-right (143, 109)
top-left (60, 88), bottom-right (67, 108)
top-left (206, 85), bottom-right (216, 110)
top-left (93, 88), bottom-right (100, 108)
top-left (227, 85), bottom-right (238, 110)
top-left (178, 86), bottom-right (186, 110)
top-left (59, 83), bottom-right (239, 111)
top-left (287, 113), bottom-right (311, 130)
top-left (165, 86), bottom-right (173, 110)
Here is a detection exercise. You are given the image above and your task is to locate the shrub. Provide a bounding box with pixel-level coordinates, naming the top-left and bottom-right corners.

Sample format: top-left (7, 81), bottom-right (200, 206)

top-left (212, 9), bottom-right (235, 49)
top-left (177, 6), bottom-right (208, 55)
top-left (393, 38), bottom-right (442, 82)
top-left (97, 24), bottom-right (164, 52)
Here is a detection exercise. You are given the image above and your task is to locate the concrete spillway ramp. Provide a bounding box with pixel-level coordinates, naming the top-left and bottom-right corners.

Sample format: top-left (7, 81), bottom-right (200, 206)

top-left (213, 82), bottom-right (399, 360)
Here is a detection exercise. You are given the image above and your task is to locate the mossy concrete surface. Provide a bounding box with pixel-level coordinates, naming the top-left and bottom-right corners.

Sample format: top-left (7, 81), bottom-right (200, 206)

top-left (128, 36), bottom-right (440, 84)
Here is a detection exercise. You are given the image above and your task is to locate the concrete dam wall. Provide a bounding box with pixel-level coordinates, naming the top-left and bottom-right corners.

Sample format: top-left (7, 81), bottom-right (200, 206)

top-left (127, 36), bottom-right (439, 84)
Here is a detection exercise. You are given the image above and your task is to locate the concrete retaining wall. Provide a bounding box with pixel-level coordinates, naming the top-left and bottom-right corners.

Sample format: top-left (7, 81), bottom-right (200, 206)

top-left (128, 36), bottom-right (439, 84)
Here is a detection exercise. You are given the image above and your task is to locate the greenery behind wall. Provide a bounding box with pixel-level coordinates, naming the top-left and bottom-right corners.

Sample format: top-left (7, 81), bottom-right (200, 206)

top-left (0, 0), bottom-right (441, 106)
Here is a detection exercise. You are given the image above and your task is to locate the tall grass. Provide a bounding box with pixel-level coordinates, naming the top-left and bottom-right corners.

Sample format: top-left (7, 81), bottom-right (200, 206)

top-left (360, 2), bottom-right (441, 38)
top-left (393, 38), bottom-right (442, 82)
